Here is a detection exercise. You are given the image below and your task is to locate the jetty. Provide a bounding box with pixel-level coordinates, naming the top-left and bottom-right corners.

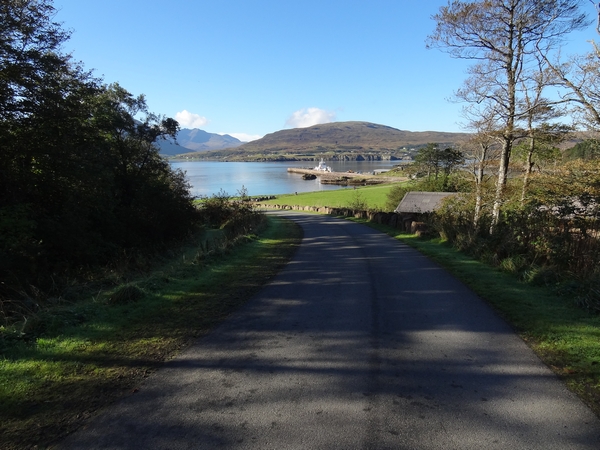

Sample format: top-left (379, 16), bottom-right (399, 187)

top-left (286, 167), bottom-right (406, 186)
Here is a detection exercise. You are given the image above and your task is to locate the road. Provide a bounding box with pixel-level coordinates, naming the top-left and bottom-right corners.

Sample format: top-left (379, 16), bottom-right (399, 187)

top-left (59, 213), bottom-right (600, 449)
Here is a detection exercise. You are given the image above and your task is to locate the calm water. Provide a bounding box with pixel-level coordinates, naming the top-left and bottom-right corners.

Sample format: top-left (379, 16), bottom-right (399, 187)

top-left (170, 160), bottom-right (397, 198)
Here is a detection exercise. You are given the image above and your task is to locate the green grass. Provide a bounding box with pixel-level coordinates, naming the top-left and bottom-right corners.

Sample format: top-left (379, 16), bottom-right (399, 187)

top-left (0, 216), bottom-right (302, 450)
top-left (258, 183), bottom-right (398, 210)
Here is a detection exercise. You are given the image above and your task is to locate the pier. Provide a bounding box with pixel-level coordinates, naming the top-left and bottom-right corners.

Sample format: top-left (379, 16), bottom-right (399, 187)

top-left (286, 167), bottom-right (406, 185)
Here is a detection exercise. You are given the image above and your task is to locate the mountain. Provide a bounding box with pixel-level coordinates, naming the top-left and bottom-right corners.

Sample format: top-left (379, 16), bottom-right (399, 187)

top-left (242, 121), bottom-right (468, 151)
top-left (156, 128), bottom-right (244, 156)
top-left (176, 129), bottom-right (243, 151)
top-left (184, 121), bottom-right (470, 161)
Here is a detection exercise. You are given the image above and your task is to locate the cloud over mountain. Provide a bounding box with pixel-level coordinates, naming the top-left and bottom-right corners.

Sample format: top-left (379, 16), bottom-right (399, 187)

top-left (227, 132), bottom-right (263, 142)
top-left (285, 107), bottom-right (336, 128)
top-left (175, 110), bottom-right (208, 128)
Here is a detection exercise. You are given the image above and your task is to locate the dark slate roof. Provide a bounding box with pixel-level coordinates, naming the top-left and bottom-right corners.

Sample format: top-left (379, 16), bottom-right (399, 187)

top-left (395, 192), bottom-right (458, 214)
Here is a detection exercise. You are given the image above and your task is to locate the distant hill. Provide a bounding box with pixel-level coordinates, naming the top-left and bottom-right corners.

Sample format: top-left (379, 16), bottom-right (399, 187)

top-left (182, 121), bottom-right (471, 161)
top-left (156, 128), bottom-right (243, 156)
top-left (244, 121), bottom-right (468, 150)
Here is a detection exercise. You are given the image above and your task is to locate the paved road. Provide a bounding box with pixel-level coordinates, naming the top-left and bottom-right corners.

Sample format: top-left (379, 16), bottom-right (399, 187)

top-left (60, 213), bottom-right (600, 449)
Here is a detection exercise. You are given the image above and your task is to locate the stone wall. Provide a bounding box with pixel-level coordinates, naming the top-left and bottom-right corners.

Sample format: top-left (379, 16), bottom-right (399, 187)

top-left (255, 203), bottom-right (428, 235)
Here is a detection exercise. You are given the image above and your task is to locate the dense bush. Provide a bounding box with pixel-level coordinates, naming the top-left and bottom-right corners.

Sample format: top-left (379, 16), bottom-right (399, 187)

top-left (198, 188), bottom-right (265, 239)
top-left (562, 139), bottom-right (600, 161)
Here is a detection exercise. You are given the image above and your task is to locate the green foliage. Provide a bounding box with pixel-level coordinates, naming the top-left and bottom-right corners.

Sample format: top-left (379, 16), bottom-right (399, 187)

top-left (513, 138), bottom-right (562, 169)
top-left (429, 159), bottom-right (600, 311)
top-left (0, 1), bottom-right (201, 322)
top-left (384, 182), bottom-right (413, 212)
top-left (563, 139), bottom-right (600, 161)
top-left (411, 143), bottom-right (464, 189)
top-left (107, 285), bottom-right (145, 306)
top-left (198, 187), bottom-right (263, 238)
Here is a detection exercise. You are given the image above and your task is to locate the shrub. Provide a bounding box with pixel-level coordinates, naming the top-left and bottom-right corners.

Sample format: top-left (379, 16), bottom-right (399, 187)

top-left (424, 160), bottom-right (600, 306)
top-left (346, 190), bottom-right (369, 211)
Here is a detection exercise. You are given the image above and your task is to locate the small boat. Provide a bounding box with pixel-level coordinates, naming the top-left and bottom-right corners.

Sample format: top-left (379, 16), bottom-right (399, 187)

top-left (313, 158), bottom-right (332, 172)
top-left (302, 173), bottom-right (317, 180)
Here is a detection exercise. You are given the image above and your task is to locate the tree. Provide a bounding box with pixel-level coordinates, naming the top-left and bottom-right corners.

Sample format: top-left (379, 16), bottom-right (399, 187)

top-left (458, 113), bottom-right (503, 228)
top-left (427, 0), bottom-right (588, 232)
top-left (516, 58), bottom-right (571, 203)
top-left (0, 0), bottom-right (76, 121)
top-left (0, 0), bottom-right (106, 275)
top-left (0, 0), bottom-right (199, 310)
top-left (514, 122), bottom-right (569, 202)
top-left (90, 83), bottom-right (193, 247)
top-left (413, 143), bottom-right (464, 189)
top-left (413, 143), bottom-right (442, 180)
top-left (543, 39), bottom-right (600, 132)
top-left (563, 138), bottom-right (600, 160)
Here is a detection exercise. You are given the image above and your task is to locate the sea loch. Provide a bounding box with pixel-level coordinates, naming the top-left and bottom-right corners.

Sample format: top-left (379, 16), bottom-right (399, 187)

top-left (170, 160), bottom-right (396, 198)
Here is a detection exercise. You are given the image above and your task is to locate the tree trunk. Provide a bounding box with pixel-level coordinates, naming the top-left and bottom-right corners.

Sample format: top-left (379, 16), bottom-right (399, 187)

top-left (473, 143), bottom-right (487, 229)
top-left (520, 137), bottom-right (535, 203)
top-left (490, 137), bottom-right (512, 234)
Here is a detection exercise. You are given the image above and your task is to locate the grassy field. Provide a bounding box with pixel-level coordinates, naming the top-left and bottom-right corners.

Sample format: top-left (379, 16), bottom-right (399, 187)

top-left (257, 183), bottom-right (397, 210)
top-left (0, 216), bottom-right (303, 450)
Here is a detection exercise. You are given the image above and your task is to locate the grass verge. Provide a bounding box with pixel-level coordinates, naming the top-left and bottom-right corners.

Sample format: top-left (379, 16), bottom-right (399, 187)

top-left (0, 216), bottom-right (302, 450)
top-left (354, 218), bottom-right (600, 417)
top-left (257, 184), bottom-right (397, 210)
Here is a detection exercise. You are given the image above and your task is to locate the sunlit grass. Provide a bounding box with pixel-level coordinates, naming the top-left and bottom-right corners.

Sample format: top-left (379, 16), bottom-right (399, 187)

top-left (258, 183), bottom-right (399, 210)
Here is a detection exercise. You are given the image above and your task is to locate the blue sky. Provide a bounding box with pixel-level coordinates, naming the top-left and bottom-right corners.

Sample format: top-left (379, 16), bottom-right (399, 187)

top-left (54, 1), bottom-right (598, 141)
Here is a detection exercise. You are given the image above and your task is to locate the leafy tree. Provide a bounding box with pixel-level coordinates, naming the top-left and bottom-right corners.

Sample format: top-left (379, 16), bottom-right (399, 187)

top-left (413, 143), bottom-right (464, 189)
top-left (0, 0), bottom-right (103, 278)
top-left (0, 0), bottom-right (71, 122)
top-left (88, 83), bottom-right (192, 247)
top-left (563, 138), bottom-right (600, 160)
top-left (427, 0), bottom-right (588, 231)
top-left (0, 0), bottom-right (200, 315)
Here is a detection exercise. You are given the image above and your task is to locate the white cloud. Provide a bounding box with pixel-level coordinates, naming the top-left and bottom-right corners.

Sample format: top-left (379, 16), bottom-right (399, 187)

top-left (224, 132), bottom-right (263, 142)
top-left (285, 107), bottom-right (336, 128)
top-left (175, 110), bottom-right (208, 129)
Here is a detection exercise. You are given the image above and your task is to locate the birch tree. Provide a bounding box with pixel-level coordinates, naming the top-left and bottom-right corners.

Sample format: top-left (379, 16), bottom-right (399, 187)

top-left (427, 0), bottom-right (588, 232)
top-left (518, 60), bottom-right (571, 203)
top-left (459, 108), bottom-right (502, 228)
top-left (544, 41), bottom-right (600, 131)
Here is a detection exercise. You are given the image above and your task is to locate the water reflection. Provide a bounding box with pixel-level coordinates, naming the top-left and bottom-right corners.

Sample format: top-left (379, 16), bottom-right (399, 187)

top-left (170, 161), bottom-right (396, 197)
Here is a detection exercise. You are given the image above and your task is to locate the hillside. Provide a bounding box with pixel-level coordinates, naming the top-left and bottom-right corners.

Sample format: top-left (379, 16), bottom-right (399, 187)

top-left (245, 121), bottom-right (468, 150)
top-left (178, 121), bottom-right (470, 161)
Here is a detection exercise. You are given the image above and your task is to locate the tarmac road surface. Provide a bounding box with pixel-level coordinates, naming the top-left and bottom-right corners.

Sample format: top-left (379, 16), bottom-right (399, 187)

top-left (59, 212), bottom-right (600, 449)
